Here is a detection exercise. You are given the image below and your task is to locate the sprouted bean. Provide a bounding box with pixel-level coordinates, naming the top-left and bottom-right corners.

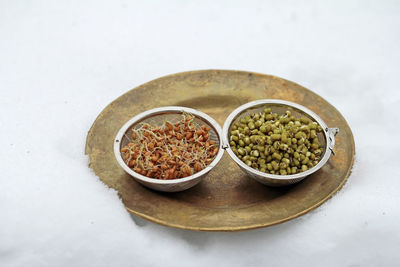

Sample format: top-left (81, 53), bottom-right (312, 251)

top-left (121, 112), bottom-right (219, 179)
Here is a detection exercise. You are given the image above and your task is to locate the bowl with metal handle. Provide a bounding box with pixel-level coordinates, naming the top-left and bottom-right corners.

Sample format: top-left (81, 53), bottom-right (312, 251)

top-left (221, 99), bottom-right (339, 186)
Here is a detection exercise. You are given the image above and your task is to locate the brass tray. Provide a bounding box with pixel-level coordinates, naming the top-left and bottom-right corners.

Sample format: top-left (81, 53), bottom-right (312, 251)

top-left (85, 70), bottom-right (355, 231)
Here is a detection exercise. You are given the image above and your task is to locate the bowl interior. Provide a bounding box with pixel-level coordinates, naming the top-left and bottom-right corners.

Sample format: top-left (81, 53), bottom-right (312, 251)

top-left (118, 110), bottom-right (221, 179)
top-left (226, 102), bottom-right (327, 177)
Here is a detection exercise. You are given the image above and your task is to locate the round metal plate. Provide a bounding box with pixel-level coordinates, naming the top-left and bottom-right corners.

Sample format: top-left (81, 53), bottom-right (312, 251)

top-left (85, 70), bottom-right (355, 231)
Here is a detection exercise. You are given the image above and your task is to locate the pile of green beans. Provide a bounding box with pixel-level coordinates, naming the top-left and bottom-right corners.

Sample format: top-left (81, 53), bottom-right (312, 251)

top-left (229, 108), bottom-right (324, 175)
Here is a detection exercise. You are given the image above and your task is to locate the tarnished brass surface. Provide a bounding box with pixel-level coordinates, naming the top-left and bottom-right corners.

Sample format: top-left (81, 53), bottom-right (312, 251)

top-left (85, 70), bottom-right (355, 231)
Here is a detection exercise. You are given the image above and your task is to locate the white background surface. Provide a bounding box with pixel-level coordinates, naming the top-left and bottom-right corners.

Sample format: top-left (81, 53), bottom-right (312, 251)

top-left (1, 1), bottom-right (400, 266)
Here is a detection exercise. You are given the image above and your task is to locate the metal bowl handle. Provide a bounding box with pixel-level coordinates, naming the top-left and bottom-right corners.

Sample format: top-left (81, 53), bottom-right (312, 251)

top-left (327, 128), bottom-right (339, 155)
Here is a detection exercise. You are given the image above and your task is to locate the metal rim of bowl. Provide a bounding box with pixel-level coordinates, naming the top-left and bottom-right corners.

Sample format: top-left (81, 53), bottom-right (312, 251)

top-left (221, 99), bottom-right (336, 181)
top-left (114, 106), bottom-right (225, 185)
